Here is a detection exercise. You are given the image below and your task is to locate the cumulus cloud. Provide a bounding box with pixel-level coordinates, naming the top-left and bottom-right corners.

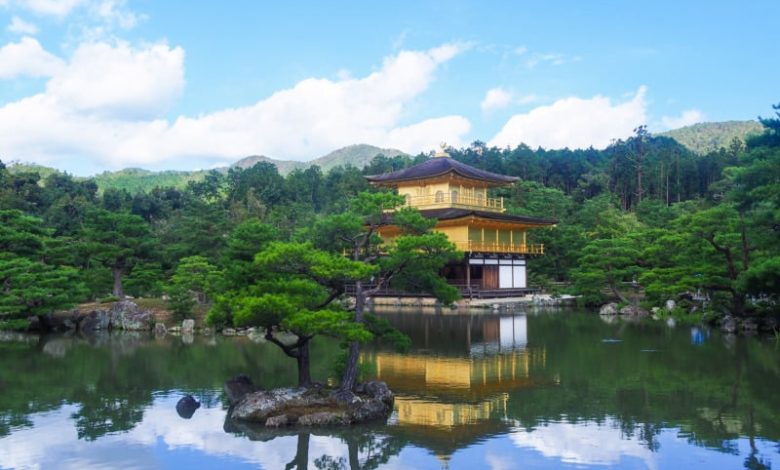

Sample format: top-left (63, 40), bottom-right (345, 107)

top-left (660, 108), bottom-right (704, 129)
top-left (489, 86), bottom-right (647, 150)
top-left (7, 15), bottom-right (38, 34)
top-left (0, 36), bottom-right (64, 78)
top-left (481, 88), bottom-right (513, 112)
top-left (0, 42), bottom-right (470, 170)
top-left (46, 41), bottom-right (185, 119)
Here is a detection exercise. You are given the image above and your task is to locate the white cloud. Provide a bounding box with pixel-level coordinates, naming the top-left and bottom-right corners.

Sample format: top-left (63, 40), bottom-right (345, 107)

top-left (46, 41), bottom-right (185, 119)
top-left (481, 87), bottom-right (513, 112)
top-left (526, 52), bottom-right (581, 69)
top-left (19, 0), bottom-right (87, 16)
top-left (0, 43), bottom-right (470, 170)
top-left (510, 419), bottom-right (657, 469)
top-left (660, 108), bottom-right (704, 130)
top-left (0, 36), bottom-right (64, 78)
top-left (7, 15), bottom-right (38, 34)
top-left (490, 86), bottom-right (647, 150)
top-left (481, 88), bottom-right (539, 113)
top-left (91, 0), bottom-right (140, 29)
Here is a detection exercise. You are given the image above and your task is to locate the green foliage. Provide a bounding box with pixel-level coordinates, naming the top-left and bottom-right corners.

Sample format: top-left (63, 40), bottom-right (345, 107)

top-left (572, 234), bottom-right (642, 305)
top-left (81, 209), bottom-right (153, 296)
top-left (167, 284), bottom-right (196, 321)
top-left (170, 256), bottom-right (221, 303)
top-left (0, 209), bottom-right (87, 318)
top-left (381, 232), bottom-right (461, 304)
top-left (0, 254), bottom-right (87, 316)
top-left (2, 107), bottom-right (779, 324)
top-left (659, 120), bottom-right (763, 155)
top-left (124, 262), bottom-right (165, 298)
top-left (0, 210), bottom-right (48, 257)
top-left (0, 318), bottom-right (32, 331)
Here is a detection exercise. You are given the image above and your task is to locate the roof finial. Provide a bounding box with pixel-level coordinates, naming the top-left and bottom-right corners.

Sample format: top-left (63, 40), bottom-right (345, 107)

top-left (434, 142), bottom-right (450, 158)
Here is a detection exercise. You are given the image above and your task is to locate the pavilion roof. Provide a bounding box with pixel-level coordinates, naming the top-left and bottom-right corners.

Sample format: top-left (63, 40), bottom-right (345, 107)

top-left (365, 157), bottom-right (518, 186)
top-left (418, 208), bottom-right (557, 226)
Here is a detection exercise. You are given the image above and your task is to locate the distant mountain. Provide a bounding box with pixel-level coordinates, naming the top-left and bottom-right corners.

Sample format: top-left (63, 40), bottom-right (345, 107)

top-left (231, 155), bottom-right (307, 175)
top-left (4, 144), bottom-right (407, 193)
top-left (310, 144), bottom-right (407, 173)
top-left (659, 120), bottom-right (763, 154)
top-left (7, 162), bottom-right (61, 179)
top-left (232, 144), bottom-right (407, 175)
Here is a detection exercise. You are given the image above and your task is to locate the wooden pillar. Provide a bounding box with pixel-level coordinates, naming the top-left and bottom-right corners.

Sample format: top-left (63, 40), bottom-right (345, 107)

top-left (466, 256), bottom-right (472, 298)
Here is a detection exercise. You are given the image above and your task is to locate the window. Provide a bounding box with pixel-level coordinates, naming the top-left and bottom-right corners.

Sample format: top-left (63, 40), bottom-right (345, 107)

top-left (404, 194), bottom-right (411, 205)
top-left (451, 190), bottom-right (459, 203)
top-left (435, 190), bottom-right (444, 203)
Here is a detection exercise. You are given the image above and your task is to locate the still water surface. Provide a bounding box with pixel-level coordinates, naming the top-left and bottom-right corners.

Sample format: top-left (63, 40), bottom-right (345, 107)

top-left (0, 309), bottom-right (778, 469)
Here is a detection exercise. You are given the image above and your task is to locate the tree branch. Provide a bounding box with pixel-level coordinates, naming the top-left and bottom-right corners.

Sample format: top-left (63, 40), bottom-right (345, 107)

top-left (265, 331), bottom-right (300, 358)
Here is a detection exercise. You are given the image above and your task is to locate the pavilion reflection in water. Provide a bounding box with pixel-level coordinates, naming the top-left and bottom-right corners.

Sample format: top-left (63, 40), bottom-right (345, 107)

top-left (362, 313), bottom-right (555, 441)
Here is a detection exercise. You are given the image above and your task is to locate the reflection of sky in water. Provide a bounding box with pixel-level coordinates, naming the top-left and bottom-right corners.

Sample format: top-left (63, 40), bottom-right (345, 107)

top-left (0, 396), bottom-right (774, 469)
top-left (2, 312), bottom-right (779, 470)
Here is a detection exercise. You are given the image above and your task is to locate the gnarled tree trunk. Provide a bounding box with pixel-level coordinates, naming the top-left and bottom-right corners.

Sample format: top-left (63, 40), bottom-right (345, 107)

top-left (339, 281), bottom-right (366, 392)
top-left (112, 266), bottom-right (124, 299)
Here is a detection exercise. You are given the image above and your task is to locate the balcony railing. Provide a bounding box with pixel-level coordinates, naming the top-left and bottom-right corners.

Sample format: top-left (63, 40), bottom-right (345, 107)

top-left (454, 241), bottom-right (544, 255)
top-left (403, 193), bottom-right (504, 213)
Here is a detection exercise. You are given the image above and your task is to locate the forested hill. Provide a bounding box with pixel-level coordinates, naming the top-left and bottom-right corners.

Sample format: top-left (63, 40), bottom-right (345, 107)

top-left (232, 144), bottom-right (407, 174)
top-left (8, 144), bottom-right (406, 193)
top-left (659, 120), bottom-right (763, 154)
top-left (1, 105), bottom-right (779, 329)
top-left (5, 122), bottom-right (759, 193)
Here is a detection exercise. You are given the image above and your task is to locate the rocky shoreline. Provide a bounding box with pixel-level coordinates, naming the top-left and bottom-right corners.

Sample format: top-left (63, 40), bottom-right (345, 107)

top-left (598, 300), bottom-right (779, 335)
top-left (223, 376), bottom-right (395, 427)
top-left (27, 300), bottom-right (156, 333)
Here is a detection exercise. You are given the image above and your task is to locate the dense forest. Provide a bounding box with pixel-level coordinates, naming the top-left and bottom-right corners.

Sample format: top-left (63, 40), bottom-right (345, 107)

top-left (1, 105), bottom-right (778, 331)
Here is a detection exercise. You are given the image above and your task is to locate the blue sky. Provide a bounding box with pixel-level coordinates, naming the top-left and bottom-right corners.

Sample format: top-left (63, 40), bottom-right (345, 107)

top-left (0, 0), bottom-right (777, 175)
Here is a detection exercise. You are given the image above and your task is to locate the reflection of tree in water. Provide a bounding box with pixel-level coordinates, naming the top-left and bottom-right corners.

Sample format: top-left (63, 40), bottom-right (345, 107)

top-left (0, 332), bottom-right (340, 441)
top-left (313, 432), bottom-right (405, 470)
top-left (70, 394), bottom-right (150, 440)
top-left (286, 433), bottom-right (310, 470)
top-left (227, 423), bottom-right (406, 470)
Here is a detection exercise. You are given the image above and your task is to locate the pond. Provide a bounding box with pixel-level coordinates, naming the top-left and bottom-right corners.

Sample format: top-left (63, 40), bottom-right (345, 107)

top-left (0, 309), bottom-right (778, 469)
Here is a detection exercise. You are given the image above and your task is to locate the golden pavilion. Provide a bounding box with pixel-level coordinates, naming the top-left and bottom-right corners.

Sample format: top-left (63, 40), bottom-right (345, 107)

top-left (365, 144), bottom-right (556, 296)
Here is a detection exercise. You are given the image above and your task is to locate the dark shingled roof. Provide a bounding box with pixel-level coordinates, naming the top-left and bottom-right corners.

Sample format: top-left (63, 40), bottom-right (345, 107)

top-left (382, 208), bottom-right (557, 226)
top-left (365, 158), bottom-right (518, 185)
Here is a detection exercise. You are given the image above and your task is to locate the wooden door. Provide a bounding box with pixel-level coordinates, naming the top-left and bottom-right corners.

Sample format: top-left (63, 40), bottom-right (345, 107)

top-left (482, 265), bottom-right (499, 289)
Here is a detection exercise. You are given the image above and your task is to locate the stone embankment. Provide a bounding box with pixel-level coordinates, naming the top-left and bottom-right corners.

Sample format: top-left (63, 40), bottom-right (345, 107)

top-left (28, 301), bottom-right (154, 333)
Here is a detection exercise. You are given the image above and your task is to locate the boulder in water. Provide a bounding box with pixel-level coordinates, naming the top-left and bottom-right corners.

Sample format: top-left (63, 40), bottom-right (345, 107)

top-left (224, 375), bottom-right (258, 406)
top-left (154, 323), bottom-right (167, 336)
top-left (599, 303), bottom-right (619, 315)
top-left (228, 380), bottom-right (394, 427)
top-left (619, 305), bottom-right (649, 316)
top-left (79, 310), bottom-right (110, 332)
top-left (109, 301), bottom-right (153, 331)
top-left (720, 315), bottom-right (738, 333)
top-left (182, 319), bottom-right (195, 334)
top-left (176, 395), bottom-right (201, 419)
